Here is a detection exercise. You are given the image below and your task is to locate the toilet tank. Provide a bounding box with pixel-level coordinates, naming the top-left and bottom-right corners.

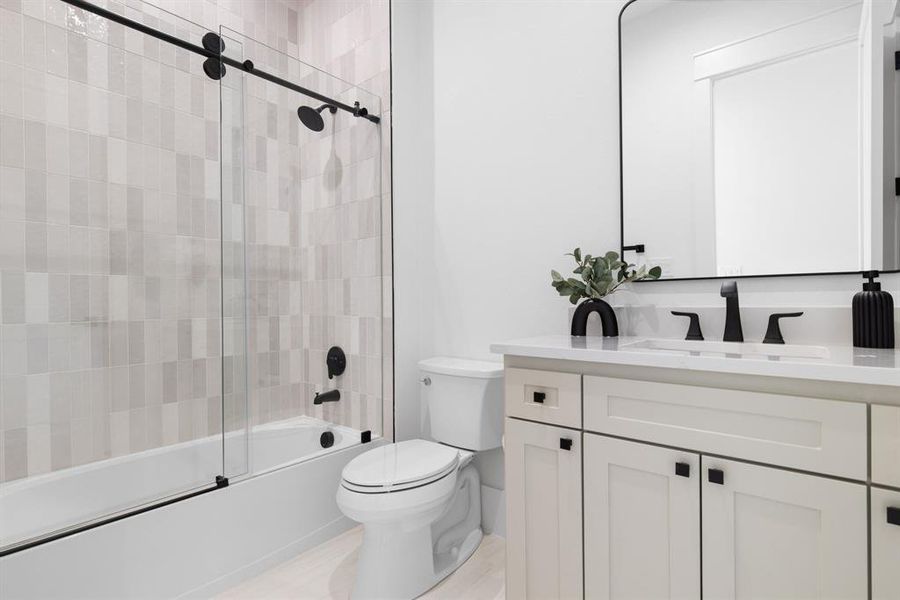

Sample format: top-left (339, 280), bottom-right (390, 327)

top-left (418, 357), bottom-right (504, 451)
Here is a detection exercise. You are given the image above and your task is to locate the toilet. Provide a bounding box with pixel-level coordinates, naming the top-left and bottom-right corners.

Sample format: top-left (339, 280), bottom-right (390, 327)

top-left (336, 357), bottom-right (504, 600)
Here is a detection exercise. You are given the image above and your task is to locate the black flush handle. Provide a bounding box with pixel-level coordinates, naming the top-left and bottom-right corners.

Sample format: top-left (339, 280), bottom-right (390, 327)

top-left (533, 391), bottom-right (546, 404)
top-left (559, 438), bottom-right (573, 451)
top-left (888, 506), bottom-right (900, 526)
top-left (708, 468), bottom-right (724, 485)
top-left (675, 462), bottom-right (691, 478)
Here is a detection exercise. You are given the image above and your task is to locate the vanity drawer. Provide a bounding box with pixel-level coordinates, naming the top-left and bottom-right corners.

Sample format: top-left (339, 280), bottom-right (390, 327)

top-left (872, 404), bottom-right (900, 488)
top-left (505, 368), bottom-right (581, 428)
top-left (583, 376), bottom-right (867, 479)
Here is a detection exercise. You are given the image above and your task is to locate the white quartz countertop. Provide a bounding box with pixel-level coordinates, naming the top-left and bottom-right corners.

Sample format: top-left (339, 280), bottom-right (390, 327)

top-left (490, 335), bottom-right (900, 387)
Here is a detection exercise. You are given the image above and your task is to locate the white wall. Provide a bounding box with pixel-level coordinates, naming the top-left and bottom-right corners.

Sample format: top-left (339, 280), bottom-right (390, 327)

top-left (391, 0), bottom-right (436, 448)
top-left (393, 0), bottom-right (622, 503)
top-left (392, 0), bottom-right (900, 524)
top-left (393, 0), bottom-right (622, 428)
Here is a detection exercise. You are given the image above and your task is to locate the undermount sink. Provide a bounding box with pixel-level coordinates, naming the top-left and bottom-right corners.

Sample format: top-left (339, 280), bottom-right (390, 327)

top-left (622, 338), bottom-right (831, 360)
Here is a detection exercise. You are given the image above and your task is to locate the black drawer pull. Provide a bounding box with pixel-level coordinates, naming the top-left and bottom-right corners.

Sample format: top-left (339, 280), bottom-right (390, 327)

top-left (533, 391), bottom-right (546, 404)
top-left (559, 438), bottom-right (573, 451)
top-left (675, 462), bottom-right (691, 478)
top-left (888, 507), bottom-right (900, 526)
top-left (708, 468), bottom-right (724, 485)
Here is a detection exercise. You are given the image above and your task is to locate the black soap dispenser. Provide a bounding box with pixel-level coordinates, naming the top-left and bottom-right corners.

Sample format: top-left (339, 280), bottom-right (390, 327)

top-left (853, 271), bottom-right (895, 349)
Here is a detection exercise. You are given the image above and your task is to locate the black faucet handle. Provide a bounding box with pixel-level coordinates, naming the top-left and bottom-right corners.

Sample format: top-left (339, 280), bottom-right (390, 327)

top-left (671, 311), bottom-right (704, 341)
top-left (763, 312), bottom-right (803, 344)
top-left (720, 280), bottom-right (738, 297)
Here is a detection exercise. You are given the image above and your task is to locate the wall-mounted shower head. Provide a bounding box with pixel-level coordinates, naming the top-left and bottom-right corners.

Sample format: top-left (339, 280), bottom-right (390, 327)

top-left (297, 104), bottom-right (338, 132)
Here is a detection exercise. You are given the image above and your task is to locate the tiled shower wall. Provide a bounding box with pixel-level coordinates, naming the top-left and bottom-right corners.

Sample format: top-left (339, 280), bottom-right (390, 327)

top-left (292, 0), bottom-right (392, 441)
top-left (0, 0), bottom-right (392, 483)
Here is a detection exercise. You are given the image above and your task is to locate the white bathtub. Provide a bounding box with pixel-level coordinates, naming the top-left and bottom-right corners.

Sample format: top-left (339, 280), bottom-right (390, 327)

top-left (0, 417), bottom-right (383, 599)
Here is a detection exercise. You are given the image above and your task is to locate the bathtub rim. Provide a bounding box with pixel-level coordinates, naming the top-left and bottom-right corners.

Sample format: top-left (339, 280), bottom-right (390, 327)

top-left (0, 417), bottom-right (379, 557)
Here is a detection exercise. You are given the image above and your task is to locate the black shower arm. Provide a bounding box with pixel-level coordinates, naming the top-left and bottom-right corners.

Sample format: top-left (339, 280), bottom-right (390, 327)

top-left (60, 0), bottom-right (381, 125)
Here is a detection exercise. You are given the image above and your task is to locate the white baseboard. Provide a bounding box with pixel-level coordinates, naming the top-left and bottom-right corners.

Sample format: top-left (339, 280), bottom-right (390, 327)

top-left (179, 516), bottom-right (358, 599)
top-left (481, 484), bottom-right (506, 538)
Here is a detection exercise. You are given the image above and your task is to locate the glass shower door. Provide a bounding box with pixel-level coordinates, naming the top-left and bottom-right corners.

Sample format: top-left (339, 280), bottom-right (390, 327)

top-left (0, 0), bottom-right (242, 552)
top-left (218, 29), bottom-right (384, 476)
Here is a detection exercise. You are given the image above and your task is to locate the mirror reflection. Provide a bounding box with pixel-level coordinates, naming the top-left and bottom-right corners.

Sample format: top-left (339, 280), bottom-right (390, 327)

top-left (621, 0), bottom-right (900, 279)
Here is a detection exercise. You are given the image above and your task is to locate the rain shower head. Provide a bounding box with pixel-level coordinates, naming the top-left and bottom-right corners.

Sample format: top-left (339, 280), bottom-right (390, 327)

top-left (297, 104), bottom-right (338, 132)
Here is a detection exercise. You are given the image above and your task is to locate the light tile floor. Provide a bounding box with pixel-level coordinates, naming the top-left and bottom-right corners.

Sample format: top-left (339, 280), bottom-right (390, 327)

top-left (216, 526), bottom-right (506, 600)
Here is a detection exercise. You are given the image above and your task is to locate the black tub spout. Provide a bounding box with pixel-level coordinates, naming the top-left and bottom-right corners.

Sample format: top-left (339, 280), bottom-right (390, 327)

top-left (314, 389), bottom-right (340, 405)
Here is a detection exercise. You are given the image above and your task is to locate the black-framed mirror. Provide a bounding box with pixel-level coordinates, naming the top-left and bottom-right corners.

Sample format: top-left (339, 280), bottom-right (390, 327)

top-left (619, 0), bottom-right (900, 281)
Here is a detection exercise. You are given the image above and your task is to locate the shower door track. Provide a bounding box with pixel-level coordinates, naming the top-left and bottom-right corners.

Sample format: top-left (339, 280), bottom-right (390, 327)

top-left (0, 477), bottom-right (229, 557)
top-left (60, 0), bottom-right (381, 124)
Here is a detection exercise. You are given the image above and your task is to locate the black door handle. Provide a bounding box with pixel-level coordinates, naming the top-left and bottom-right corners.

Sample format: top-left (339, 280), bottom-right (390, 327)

top-left (559, 438), bottom-right (573, 451)
top-left (675, 462), bottom-right (691, 478)
top-left (888, 506), bottom-right (900, 526)
top-left (533, 391), bottom-right (546, 404)
top-left (708, 468), bottom-right (724, 485)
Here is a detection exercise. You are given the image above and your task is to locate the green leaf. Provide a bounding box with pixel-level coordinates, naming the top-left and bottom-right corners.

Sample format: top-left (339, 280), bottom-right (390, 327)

top-left (552, 248), bottom-right (664, 304)
top-left (595, 256), bottom-right (609, 274)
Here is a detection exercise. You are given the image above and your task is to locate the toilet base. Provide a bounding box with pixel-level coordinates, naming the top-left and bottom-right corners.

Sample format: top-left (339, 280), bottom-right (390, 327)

top-left (349, 465), bottom-right (483, 600)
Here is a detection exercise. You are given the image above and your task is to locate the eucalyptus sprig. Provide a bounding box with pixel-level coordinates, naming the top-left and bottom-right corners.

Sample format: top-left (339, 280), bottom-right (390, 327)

top-left (551, 248), bottom-right (662, 305)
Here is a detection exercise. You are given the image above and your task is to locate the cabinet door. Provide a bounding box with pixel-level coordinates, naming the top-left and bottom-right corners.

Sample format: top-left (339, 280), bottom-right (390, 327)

top-left (584, 434), bottom-right (700, 600)
top-left (505, 417), bottom-right (582, 600)
top-left (701, 458), bottom-right (867, 600)
top-left (872, 487), bottom-right (900, 600)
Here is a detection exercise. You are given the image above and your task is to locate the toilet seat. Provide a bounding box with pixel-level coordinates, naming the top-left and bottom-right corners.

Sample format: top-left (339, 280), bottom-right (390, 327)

top-left (341, 440), bottom-right (460, 494)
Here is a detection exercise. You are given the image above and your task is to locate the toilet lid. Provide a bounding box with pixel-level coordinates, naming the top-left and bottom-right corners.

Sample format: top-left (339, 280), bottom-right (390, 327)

top-left (342, 440), bottom-right (459, 489)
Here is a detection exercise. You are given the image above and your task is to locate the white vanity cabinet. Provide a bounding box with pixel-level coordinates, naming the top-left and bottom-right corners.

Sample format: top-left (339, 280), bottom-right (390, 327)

top-left (871, 404), bottom-right (900, 488)
top-left (701, 457), bottom-right (867, 599)
top-left (504, 417), bottom-right (583, 600)
top-left (500, 355), bottom-right (895, 600)
top-left (872, 487), bottom-right (900, 600)
top-left (583, 435), bottom-right (700, 600)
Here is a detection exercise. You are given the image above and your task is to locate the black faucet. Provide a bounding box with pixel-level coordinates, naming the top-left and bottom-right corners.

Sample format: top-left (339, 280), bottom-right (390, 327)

top-left (720, 281), bottom-right (744, 342)
top-left (314, 389), bottom-right (340, 405)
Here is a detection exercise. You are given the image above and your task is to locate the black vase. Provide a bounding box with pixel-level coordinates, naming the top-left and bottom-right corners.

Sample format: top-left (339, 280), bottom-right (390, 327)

top-left (571, 298), bottom-right (619, 337)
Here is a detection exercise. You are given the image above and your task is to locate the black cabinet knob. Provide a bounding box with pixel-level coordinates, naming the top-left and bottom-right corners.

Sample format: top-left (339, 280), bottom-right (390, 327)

top-left (708, 468), bottom-right (724, 485)
top-left (533, 391), bottom-right (546, 404)
top-left (559, 438), bottom-right (573, 451)
top-left (888, 506), bottom-right (900, 526)
top-left (675, 462), bottom-right (691, 478)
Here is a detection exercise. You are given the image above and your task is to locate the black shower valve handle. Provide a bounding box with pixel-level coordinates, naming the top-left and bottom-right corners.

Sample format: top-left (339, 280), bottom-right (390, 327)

top-left (326, 346), bottom-right (346, 379)
top-left (671, 311), bottom-right (704, 341)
